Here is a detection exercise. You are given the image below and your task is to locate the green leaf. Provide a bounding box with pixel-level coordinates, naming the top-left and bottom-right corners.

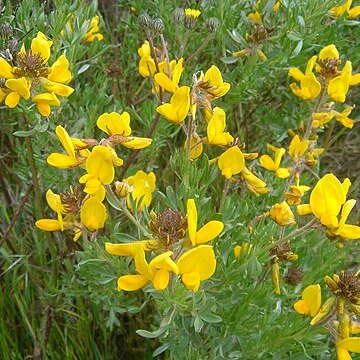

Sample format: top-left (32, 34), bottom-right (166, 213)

top-left (194, 315), bottom-right (204, 333)
top-left (136, 326), bottom-right (167, 339)
top-left (286, 31), bottom-right (302, 41)
top-left (153, 343), bottom-right (170, 357)
top-left (221, 56), bottom-right (240, 64)
top-left (77, 64), bottom-right (90, 75)
top-left (199, 313), bottom-right (222, 324)
top-left (291, 40), bottom-right (303, 58)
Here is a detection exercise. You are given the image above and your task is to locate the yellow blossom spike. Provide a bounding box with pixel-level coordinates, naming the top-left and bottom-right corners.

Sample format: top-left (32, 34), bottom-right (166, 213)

top-left (105, 241), bottom-right (154, 256)
top-left (40, 78), bottom-right (74, 98)
top-left (156, 86), bottom-right (190, 123)
top-left (177, 245), bottom-right (216, 292)
top-left (289, 135), bottom-right (309, 161)
top-left (348, 6), bottom-right (360, 18)
top-left (218, 146), bottom-right (245, 179)
top-left (121, 137), bottom-right (153, 149)
top-left (335, 107), bottom-right (355, 128)
top-left (80, 197), bottom-right (107, 232)
top-left (294, 284), bottom-right (322, 317)
top-left (330, 0), bottom-right (352, 17)
top-left (82, 16), bottom-right (104, 42)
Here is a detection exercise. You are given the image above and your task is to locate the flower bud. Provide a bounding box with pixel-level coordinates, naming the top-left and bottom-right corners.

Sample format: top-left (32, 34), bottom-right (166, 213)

top-left (206, 17), bottom-right (219, 33)
top-left (152, 18), bottom-right (164, 34)
top-left (138, 13), bottom-right (152, 30)
top-left (0, 24), bottom-right (12, 40)
top-left (173, 8), bottom-right (185, 24)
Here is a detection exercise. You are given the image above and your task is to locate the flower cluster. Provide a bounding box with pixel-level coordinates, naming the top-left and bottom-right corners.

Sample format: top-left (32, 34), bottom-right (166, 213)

top-left (105, 199), bottom-right (223, 292)
top-left (0, 32), bottom-right (73, 116)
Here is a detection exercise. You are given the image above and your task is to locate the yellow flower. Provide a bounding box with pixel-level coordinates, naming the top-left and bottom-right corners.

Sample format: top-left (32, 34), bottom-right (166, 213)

top-left (206, 107), bottom-right (234, 146)
top-left (184, 8), bottom-right (201, 19)
top-left (80, 197), bottom-right (107, 231)
top-left (186, 199), bottom-right (224, 246)
top-left (105, 241), bottom-right (155, 257)
top-left (138, 41), bottom-right (156, 77)
top-left (336, 337), bottom-right (360, 360)
top-left (241, 166), bottom-right (269, 196)
top-left (200, 65), bottom-right (231, 100)
top-left (79, 146), bottom-right (123, 194)
top-left (186, 132), bottom-right (203, 160)
top-left (125, 170), bottom-right (156, 212)
top-left (47, 125), bottom-right (86, 169)
top-left (248, 10), bottom-right (262, 25)
top-left (218, 146), bottom-right (245, 179)
top-left (269, 202), bottom-right (296, 226)
top-left (297, 173), bottom-right (360, 240)
top-left (285, 184), bottom-right (310, 206)
top-left (330, 0), bottom-right (352, 17)
top-left (177, 245), bottom-right (216, 292)
top-left (312, 111), bottom-right (335, 129)
top-left (82, 16), bottom-right (104, 42)
top-left (0, 32), bottom-right (73, 114)
top-left (156, 86), bottom-right (190, 123)
top-left (97, 111), bottom-right (152, 149)
top-left (294, 284), bottom-right (322, 317)
top-left (117, 246), bottom-right (178, 291)
top-left (334, 107), bottom-right (355, 128)
top-left (234, 243), bottom-right (253, 258)
top-left (288, 56), bottom-right (321, 100)
top-left (259, 146), bottom-right (290, 178)
top-left (32, 92), bottom-right (60, 116)
top-left (154, 58), bottom-right (184, 93)
top-left (289, 135), bottom-right (309, 162)
top-left (348, 6), bottom-right (360, 18)
top-left (328, 61), bottom-right (360, 103)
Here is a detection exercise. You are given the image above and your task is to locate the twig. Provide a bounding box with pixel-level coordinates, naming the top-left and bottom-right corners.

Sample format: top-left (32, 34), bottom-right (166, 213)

top-left (0, 184), bottom-right (33, 252)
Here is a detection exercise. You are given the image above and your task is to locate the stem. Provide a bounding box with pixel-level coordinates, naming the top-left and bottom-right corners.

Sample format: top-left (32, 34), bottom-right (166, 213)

top-left (106, 186), bottom-right (152, 238)
top-left (183, 34), bottom-right (211, 66)
top-left (322, 119), bottom-right (336, 150)
top-left (219, 179), bottom-right (230, 213)
top-left (25, 135), bottom-right (45, 218)
top-left (304, 86), bottom-right (326, 140)
top-left (264, 218), bottom-right (318, 252)
top-left (178, 30), bottom-right (190, 58)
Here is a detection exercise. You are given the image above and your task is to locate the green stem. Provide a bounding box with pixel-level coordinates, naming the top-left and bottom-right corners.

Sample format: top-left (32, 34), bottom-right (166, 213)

top-left (183, 34), bottom-right (211, 66)
top-left (106, 186), bottom-right (152, 238)
top-left (219, 179), bottom-right (230, 213)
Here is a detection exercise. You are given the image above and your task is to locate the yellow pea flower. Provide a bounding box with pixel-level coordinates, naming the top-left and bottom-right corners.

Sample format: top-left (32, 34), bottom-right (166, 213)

top-left (105, 240), bottom-right (155, 257)
top-left (47, 54), bottom-right (72, 84)
top-left (297, 173), bottom-right (360, 240)
top-left (125, 170), bottom-right (156, 212)
top-left (47, 125), bottom-right (85, 169)
top-left (218, 146), bottom-right (245, 179)
top-left (154, 58), bottom-right (184, 93)
top-left (206, 107), bottom-right (234, 146)
top-left (294, 284), bottom-right (322, 317)
top-left (269, 202), bottom-right (296, 226)
top-left (184, 8), bottom-right (201, 19)
top-left (3, 78), bottom-right (30, 108)
top-left (285, 184), bottom-right (310, 206)
top-left (186, 199), bottom-right (224, 246)
top-left (348, 6), bottom-right (360, 18)
top-left (241, 166), bottom-right (269, 196)
top-left (26, 31), bottom-right (53, 64)
top-left (201, 65), bottom-right (231, 100)
top-left (82, 16), bottom-right (104, 42)
top-left (117, 246), bottom-right (178, 291)
top-left (79, 145), bottom-right (123, 194)
top-left (234, 243), bottom-right (253, 258)
top-left (328, 61), bottom-right (360, 103)
top-left (312, 111), bottom-right (335, 129)
top-left (32, 92), bottom-right (60, 116)
top-left (80, 197), bottom-right (107, 231)
top-left (330, 0), bottom-right (352, 17)
top-left (289, 135), bottom-right (309, 162)
top-left (334, 107), bottom-right (355, 128)
top-left (186, 132), bottom-right (203, 159)
top-left (336, 337), bottom-right (360, 360)
top-left (138, 41), bottom-right (156, 77)
top-left (156, 86), bottom-right (190, 123)
top-left (288, 56), bottom-right (321, 100)
top-left (177, 245), bottom-right (216, 292)
top-left (259, 146), bottom-right (290, 178)
top-left (97, 111), bottom-right (152, 149)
